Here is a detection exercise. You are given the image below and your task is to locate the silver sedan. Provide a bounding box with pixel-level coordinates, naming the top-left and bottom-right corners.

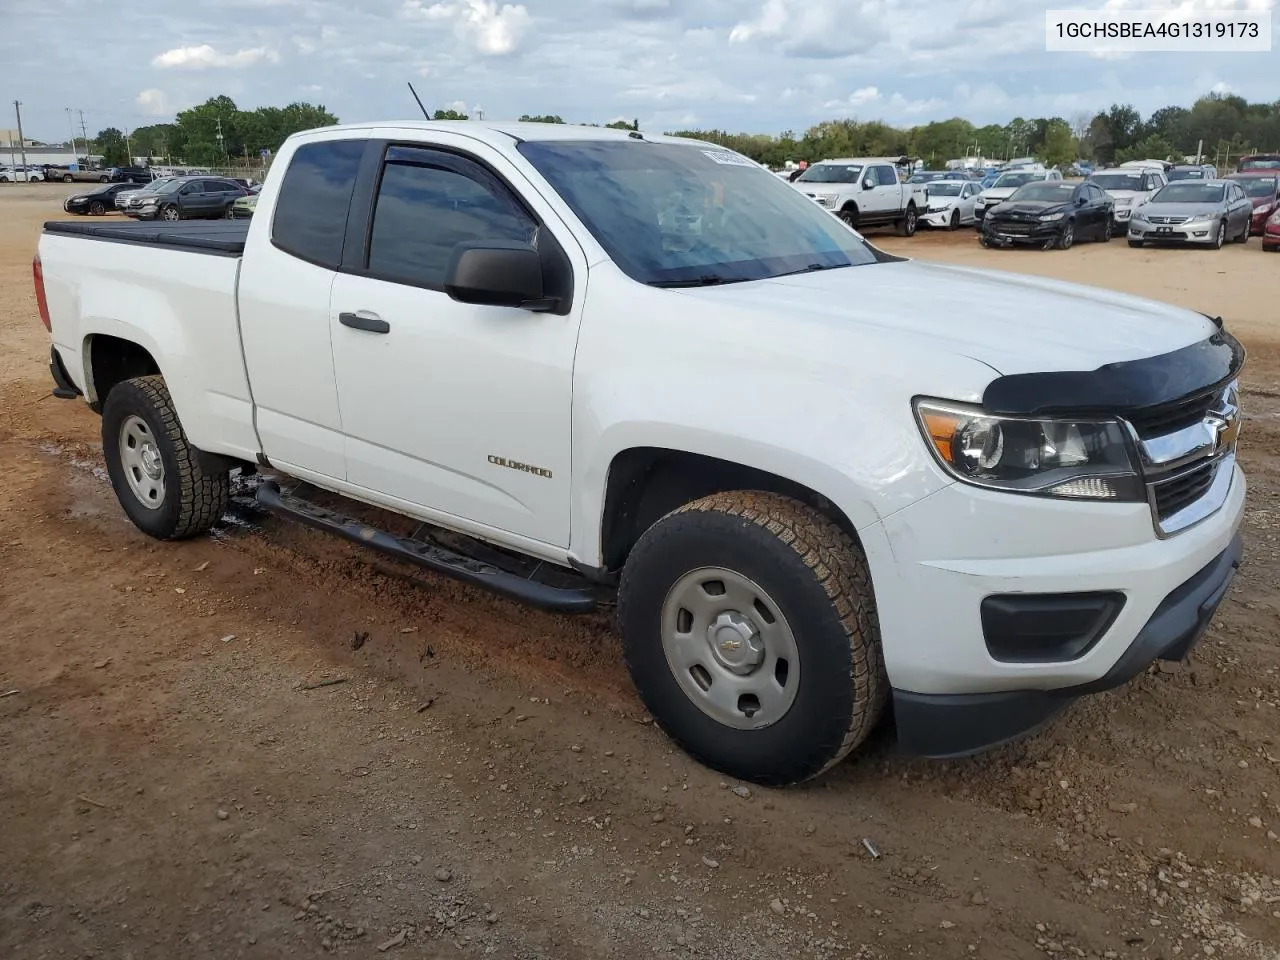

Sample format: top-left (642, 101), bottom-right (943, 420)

top-left (1127, 179), bottom-right (1254, 248)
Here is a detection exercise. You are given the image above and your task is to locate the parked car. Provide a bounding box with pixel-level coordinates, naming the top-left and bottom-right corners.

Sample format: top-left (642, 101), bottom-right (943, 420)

top-left (1167, 164), bottom-right (1217, 182)
top-left (980, 180), bottom-right (1114, 249)
top-left (1235, 154), bottom-right (1280, 173)
top-left (908, 171), bottom-right (950, 184)
top-left (63, 182), bottom-right (144, 215)
top-left (121, 176), bottom-right (248, 221)
top-left (1225, 173), bottom-right (1279, 235)
top-left (230, 193), bottom-right (257, 219)
top-left (116, 178), bottom-right (179, 212)
top-left (973, 169), bottom-right (1063, 224)
top-left (919, 179), bottom-right (980, 229)
top-left (1087, 167), bottom-right (1168, 234)
top-left (112, 166), bottom-right (155, 184)
top-left (1126, 179), bottom-right (1253, 248)
top-left (0, 165), bottom-right (44, 182)
top-left (1264, 208), bottom-right (1280, 252)
top-left (792, 157), bottom-right (927, 235)
top-left (48, 165), bottom-right (116, 183)
top-left (35, 122), bottom-right (1245, 785)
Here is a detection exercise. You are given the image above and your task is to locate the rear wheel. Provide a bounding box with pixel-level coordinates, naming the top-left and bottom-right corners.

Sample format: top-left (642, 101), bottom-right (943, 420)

top-left (101, 376), bottom-right (229, 540)
top-left (1233, 221), bottom-right (1249, 243)
top-left (618, 491), bottom-right (886, 785)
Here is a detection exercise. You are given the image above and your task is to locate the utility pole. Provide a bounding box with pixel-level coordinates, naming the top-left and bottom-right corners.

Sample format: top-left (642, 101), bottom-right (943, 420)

top-left (124, 125), bottom-right (133, 165)
top-left (78, 109), bottom-right (90, 160)
top-left (12, 101), bottom-right (29, 174)
top-left (215, 116), bottom-right (227, 165)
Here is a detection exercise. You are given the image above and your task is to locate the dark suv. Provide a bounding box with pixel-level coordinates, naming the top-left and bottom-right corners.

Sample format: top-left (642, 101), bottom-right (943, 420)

top-left (122, 176), bottom-right (249, 221)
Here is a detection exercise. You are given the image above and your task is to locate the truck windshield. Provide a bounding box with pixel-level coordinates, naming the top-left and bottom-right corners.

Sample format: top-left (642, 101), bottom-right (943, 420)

top-left (794, 164), bottom-right (864, 184)
top-left (1090, 172), bottom-right (1145, 191)
top-left (518, 141), bottom-right (879, 286)
top-left (1230, 176), bottom-right (1278, 197)
top-left (1238, 157), bottom-right (1280, 171)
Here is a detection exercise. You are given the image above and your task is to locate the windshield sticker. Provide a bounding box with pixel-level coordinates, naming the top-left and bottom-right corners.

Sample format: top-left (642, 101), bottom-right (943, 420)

top-left (701, 150), bottom-right (758, 168)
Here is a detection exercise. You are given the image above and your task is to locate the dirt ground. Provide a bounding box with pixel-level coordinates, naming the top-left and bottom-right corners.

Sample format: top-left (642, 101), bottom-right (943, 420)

top-left (1, 183), bottom-right (1278, 960)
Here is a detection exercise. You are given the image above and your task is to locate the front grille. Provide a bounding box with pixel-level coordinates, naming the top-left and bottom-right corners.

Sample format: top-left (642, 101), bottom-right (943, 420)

top-left (992, 222), bottom-right (1031, 234)
top-left (1153, 461), bottom-right (1217, 521)
top-left (1147, 215), bottom-right (1189, 225)
top-left (1126, 390), bottom-right (1218, 439)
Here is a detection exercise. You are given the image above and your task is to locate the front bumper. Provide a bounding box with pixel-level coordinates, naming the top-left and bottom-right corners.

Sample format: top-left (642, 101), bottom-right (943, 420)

top-left (981, 219), bottom-right (1063, 244)
top-left (894, 534), bottom-right (1242, 757)
top-left (1128, 220), bottom-right (1218, 243)
top-left (921, 208), bottom-right (957, 227)
top-left (1251, 209), bottom-right (1273, 234)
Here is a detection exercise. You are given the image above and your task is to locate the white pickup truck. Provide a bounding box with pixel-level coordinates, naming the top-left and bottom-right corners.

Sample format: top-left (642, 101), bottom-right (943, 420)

top-left (791, 157), bottom-right (927, 235)
top-left (36, 122), bottom-right (1245, 785)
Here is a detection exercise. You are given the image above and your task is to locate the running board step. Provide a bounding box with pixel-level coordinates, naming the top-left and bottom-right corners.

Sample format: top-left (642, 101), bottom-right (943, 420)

top-left (255, 480), bottom-right (598, 613)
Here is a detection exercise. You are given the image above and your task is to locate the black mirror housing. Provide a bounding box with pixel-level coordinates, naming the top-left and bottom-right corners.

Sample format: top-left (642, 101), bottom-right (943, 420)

top-left (444, 242), bottom-right (551, 310)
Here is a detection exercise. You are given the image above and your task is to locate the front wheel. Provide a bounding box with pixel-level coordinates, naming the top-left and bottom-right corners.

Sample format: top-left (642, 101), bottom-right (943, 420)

top-left (99, 175), bottom-right (110, 182)
top-left (62, 174), bottom-right (73, 183)
top-left (618, 492), bottom-right (886, 785)
top-left (88, 200), bottom-right (105, 215)
top-left (838, 206), bottom-right (859, 229)
top-left (1057, 220), bottom-right (1075, 250)
top-left (102, 376), bottom-right (230, 540)
top-left (161, 204), bottom-right (180, 222)
top-left (897, 205), bottom-right (918, 237)
top-left (1213, 219), bottom-right (1227, 249)
top-left (948, 209), bottom-right (959, 231)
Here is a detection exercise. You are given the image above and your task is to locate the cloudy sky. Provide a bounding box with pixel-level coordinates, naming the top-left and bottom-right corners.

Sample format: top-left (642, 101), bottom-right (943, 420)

top-left (3, 0), bottom-right (1276, 142)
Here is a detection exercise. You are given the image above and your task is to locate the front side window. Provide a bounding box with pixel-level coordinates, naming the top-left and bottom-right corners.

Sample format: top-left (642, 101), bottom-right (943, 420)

top-left (366, 146), bottom-right (538, 288)
top-left (518, 140), bottom-right (880, 287)
top-left (875, 165), bottom-right (899, 186)
top-left (180, 181), bottom-right (203, 195)
top-left (272, 138), bottom-right (366, 269)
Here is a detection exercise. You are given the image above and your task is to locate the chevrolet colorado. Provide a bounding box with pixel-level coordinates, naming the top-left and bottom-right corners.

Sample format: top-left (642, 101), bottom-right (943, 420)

top-left (35, 122), bottom-right (1245, 785)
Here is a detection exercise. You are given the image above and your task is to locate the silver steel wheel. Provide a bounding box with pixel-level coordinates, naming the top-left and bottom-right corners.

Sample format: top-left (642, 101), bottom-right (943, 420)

top-left (118, 414), bottom-right (166, 509)
top-left (660, 567), bottom-right (800, 730)
top-left (162, 206), bottom-right (179, 221)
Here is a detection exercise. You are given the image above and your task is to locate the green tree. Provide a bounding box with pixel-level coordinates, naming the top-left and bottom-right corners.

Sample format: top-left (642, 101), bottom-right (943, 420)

top-left (605, 118), bottom-right (639, 131)
top-left (1037, 119), bottom-right (1077, 169)
top-left (1115, 134), bottom-right (1176, 164)
top-left (519, 114), bottom-right (564, 123)
top-left (432, 109), bottom-right (468, 120)
top-left (95, 127), bottom-right (129, 167)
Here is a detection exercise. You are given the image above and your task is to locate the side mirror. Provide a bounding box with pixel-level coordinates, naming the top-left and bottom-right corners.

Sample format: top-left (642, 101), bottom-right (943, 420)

top-left (862, 179), bottom-right (875, 190)
top-left (1076, 195), bottom-right (1087, 205)
top-left (444, 242), bottom-right (555, 311)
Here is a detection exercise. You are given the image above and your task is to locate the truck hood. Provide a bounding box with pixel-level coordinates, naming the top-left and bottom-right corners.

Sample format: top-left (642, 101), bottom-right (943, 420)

top-left (675, 260), bottom-right (1216, 377)
top-left (981, 187), bottom-right (1018, 201)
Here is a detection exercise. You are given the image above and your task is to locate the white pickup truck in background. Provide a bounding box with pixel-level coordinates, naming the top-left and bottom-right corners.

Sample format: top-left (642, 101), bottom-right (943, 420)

top-left (790, 156), bottom-right (928, 235)
top-left (36, 122), bottom-right (1245, 785)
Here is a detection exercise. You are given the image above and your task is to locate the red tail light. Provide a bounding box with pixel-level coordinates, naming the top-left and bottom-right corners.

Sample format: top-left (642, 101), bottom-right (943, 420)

top-left (33, 254), bottom-right (51, 331)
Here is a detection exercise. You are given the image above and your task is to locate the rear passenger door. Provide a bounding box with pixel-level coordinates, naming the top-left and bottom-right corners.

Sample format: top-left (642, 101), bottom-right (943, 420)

top-left (236, 137), bottom-right (369, 481)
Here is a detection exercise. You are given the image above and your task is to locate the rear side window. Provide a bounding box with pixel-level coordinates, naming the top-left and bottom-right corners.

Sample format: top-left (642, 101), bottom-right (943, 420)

top-left (272, 139), bottom-right (366, 269)
top-left (875, 165), bottom-right (898, 186)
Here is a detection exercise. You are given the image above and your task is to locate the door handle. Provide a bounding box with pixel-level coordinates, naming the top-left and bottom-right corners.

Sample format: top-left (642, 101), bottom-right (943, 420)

top-left (339, 311), bottom-right (390, 334)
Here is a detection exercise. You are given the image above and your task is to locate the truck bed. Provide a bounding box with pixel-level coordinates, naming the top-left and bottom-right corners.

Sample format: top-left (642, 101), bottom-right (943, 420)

top-left (42, 219), bottom-right (249, 257)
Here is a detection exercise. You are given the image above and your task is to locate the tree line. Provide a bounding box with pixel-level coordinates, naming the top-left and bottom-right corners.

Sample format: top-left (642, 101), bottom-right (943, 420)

top-left (91, 95), bottom-right (339, 167)
top-left (81, 90), bottom-right (1277, 172)
top-left (669, 92), bottom-right (1280, 170)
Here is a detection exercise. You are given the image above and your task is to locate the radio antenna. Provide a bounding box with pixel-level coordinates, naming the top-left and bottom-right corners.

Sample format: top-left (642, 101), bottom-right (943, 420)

top-left (407, 81), bottom-right (429, 120)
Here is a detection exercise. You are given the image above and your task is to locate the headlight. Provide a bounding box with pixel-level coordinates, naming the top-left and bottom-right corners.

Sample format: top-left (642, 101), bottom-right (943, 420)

top-left (1270, 208), bottom-right (1280, 224)
top-left (914, 401), bottom-right (1143, 500)
top-left (1115, 197), bottom-right (1132, 206)
top-left (1038, 212), bottom-right (1064, 222)
top-left (1188, 212), bottom-right (1212, 222)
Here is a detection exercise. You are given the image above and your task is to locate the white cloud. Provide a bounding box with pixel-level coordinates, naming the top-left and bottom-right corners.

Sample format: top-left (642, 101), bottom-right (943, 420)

top-left (402, 0), bottom-right (531, 55)
top-left (1210, 80), bottom-right (1233, 95)
top-left (730, 0), bottom-right (887, 57)
top-left (824, 86), bottom-right (881, 111)
top-left (136, 88), bottom-right (174, 116)
top-left (152, 44), bottom-right (279, 69)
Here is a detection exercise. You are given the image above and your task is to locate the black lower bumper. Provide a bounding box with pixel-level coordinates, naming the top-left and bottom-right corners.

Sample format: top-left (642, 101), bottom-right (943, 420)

top-left (49, 346), bottom-right (81, 400)
top-left (982, 223), bottom-right (1062, 245)
top-left (893, 534), bottom-right (1243, 758)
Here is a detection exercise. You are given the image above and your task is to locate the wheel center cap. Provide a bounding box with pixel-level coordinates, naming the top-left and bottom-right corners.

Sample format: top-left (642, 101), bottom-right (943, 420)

top-left (140, 444), bottom-right (162, 479)
top-left (706, 612), bottom-right (764, 675)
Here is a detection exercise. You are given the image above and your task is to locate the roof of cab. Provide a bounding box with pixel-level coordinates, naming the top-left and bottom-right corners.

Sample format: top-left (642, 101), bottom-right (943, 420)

top-left (287, 120), bottom-right (711, 148)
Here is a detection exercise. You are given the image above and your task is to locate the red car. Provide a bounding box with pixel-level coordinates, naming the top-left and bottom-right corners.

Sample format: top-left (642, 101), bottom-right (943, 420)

top-left (1227, 172), bottom-right (1280, 235)
top-left (1264, 208), bottom-right (1280, 253)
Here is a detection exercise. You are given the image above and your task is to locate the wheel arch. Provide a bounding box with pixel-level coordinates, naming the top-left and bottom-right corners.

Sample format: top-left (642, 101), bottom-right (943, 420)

top-left (82, 332), bottom-right (161, 410)
top-left (596, 446), bottom-right (867, 574)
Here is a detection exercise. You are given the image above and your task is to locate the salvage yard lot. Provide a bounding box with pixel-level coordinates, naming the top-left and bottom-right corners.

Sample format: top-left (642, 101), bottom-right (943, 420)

top-left (1, 183), bottom-right (1278, 960)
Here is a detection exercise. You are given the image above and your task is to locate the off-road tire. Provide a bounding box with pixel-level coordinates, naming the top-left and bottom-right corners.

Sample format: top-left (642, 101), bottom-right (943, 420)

top-left (618, 491), bottom-right (886, 785)
top-left (102, 375), bottom-right (229, 540)
top-left (838, 205), bottom-right (859, 229)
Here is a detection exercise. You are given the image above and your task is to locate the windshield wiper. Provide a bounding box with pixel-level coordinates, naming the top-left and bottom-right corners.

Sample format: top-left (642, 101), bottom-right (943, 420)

top-left (648, 275), bottom-right (747, 289)
top-left (773, 262), bottom-right (841, 278)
